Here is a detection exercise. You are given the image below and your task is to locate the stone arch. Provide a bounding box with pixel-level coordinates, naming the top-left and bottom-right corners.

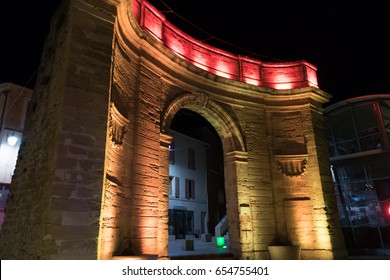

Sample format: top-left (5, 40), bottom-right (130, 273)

top-left (160, 91), bottom-right (253, 259)
top-left (0, 0), bottom-right (348, 261)
top-left (162, 92), bottom-right (246, 154)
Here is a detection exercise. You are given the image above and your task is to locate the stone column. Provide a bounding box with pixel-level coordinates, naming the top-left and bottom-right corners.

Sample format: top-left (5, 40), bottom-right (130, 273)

top-left (224, 151), bottom-right (254, 259)
top-left (0, 0), bottom-right (117, 259)
top-left (267, 102), bottom-right (347, 259)
top-left (157, 133), bottom-right (172, 259)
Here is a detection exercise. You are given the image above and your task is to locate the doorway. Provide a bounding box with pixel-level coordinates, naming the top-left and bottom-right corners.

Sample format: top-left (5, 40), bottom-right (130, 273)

top-left (167, 108), bottom-right (227, 256)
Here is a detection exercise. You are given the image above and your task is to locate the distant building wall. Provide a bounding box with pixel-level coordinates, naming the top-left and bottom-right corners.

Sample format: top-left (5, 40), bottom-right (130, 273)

top-left (0, 83), bottom-right (32, 185)
top-left (0, 83), bottom-right (32, 230)
top-left (168, 130), bottom-right (208, 238)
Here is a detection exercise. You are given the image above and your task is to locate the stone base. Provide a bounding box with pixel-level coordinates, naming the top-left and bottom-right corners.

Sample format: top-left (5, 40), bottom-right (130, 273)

top-left (268, 246), bottom-right (301, 260)
top-left (201, 233), bottom-right (211, 242)
top-left (168, 235), bottom-right (176, 241)
top-left (111, 255), bottom-right (158, 260)
top-left (181, 239), bottom-right (194, 251)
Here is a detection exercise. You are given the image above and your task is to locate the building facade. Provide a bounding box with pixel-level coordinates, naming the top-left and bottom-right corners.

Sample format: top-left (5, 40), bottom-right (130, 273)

top-left (325, 95), bottom-right (390, 250)
top-left (0, 0), bottom-right (347, 259)
top-left (0, 83), bottom-right (32, 230)
top-left (168, 130), bottom-right (208, 239)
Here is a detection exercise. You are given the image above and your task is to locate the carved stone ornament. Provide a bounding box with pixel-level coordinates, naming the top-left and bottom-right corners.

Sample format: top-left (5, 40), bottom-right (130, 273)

top-left (275, 154), bottom-right (308, 176)
top-left (109, 102), bottom-right (129, 145)
top-left (194, 91), bottom-right (209, 108)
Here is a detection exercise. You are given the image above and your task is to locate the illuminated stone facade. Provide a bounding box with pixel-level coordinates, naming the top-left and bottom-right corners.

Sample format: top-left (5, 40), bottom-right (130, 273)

top-left (0, 0), bottom-right (347, 259)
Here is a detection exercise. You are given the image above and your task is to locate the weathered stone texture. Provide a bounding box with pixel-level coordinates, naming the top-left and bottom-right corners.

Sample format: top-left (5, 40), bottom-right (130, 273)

top-left (0, 0), bottom-right (72, 259)
top-left (0, 0), bottom-right (116, 259)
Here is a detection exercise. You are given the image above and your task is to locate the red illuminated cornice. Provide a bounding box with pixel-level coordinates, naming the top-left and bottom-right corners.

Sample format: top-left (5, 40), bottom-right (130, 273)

top-left (131, 0), bottom-right (318, 90)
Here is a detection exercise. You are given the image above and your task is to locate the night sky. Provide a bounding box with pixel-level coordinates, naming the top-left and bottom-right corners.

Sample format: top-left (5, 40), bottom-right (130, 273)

top-left (1, 0), bottom-right (389, 105)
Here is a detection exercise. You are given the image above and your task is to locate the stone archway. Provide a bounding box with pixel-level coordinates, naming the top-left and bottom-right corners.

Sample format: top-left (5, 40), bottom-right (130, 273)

top-left (159, 92), bottom-right (252, 259)
top-left (0, 0), bottom-right (348, 260)
top-left (162, 92), bottom-right (246, 153)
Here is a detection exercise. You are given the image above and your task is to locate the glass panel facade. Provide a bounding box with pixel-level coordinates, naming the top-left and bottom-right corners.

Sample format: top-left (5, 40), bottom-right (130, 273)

top-left (325, 98), bottom-right (390, 249)
top-left (354, 104), bottom-right (379, 137)
top-left (326, 102), bottom-right (387, 158)
top-left (380, 100), bottom-right (390, 143)
top-left (331, 110), bottom-right (355, 144)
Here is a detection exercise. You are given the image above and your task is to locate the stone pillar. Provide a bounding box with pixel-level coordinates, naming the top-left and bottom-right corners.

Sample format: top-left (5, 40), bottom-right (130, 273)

top-left (98, 102), bottom-right (131, 260)
top-left (0, 0), bottom-right (117, 259)
top-left (224, 151), bottom-right (254, 259)
top-left (127, 60), bottom-right (164, 256)
top-left (267, 102), bottom-right (347, 259)
top-left (157, 133), bottom-right (172, 259)
top-left (304, 107), bottom-right (348, 259)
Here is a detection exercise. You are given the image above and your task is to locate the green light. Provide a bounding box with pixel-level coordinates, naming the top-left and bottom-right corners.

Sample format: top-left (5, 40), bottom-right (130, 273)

top-left (216, 236), bottom-right (225, 247)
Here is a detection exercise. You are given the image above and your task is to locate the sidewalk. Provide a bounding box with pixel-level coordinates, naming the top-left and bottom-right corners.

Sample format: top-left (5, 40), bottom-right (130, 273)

top-left (168, 238), bottom-right (390, 260)
top-left (168, 238), bottom-right (230, 258)
top-left (346, 255), bottom-right (390, 260)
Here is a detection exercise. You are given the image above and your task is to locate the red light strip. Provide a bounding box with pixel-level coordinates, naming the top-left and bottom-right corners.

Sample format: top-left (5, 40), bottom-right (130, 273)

top-left (132, 0), bottom-right (319, 90)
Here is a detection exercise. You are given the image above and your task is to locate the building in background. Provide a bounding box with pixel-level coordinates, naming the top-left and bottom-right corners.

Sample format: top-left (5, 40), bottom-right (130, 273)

top-left (325, 95), bottom-right (390, 252)
top-left (0, 83), bottom-right (32, 229)
top-left (168, 130), bottom-right (209, 239)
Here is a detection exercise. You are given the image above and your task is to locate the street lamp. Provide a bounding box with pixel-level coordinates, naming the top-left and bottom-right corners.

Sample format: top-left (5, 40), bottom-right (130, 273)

top-left (6, 132), bottom-right (18, 146)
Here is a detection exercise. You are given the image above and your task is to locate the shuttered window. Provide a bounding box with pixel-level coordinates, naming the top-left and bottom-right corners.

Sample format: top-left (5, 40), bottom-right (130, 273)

top-left (169, 142), bottom-right (175, 164)
top-left (185, 179), bottom-right (195, 199)
top-left (188, 148), bottom-right (195, 170)
top-left (175, 177), bottom-right (180, 198)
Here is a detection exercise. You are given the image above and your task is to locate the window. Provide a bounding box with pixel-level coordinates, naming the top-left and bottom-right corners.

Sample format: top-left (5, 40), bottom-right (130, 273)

top-left (185, 179), bottom-right (195, 199)
top-left (188, 148), bottom-right (195, 170)
top-left (169, 176), bottom-right (173, 196)
top-left (175, 177), bottom-right (180, 198)
top-left (327, 102), bottom-right (385, 157)
top-left (186, 211), bottom-right (194, 234)
top-left (380, 100), bottom-right (390, 144)
top-left (169, 142), bottom-right (175, 164)
top-left (353, 104), bottom-right (383, 151)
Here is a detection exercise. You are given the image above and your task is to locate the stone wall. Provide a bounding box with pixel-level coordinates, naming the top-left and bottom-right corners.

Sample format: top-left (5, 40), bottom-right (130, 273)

top-left (0, 0), bottom-right (116, 259)
top-left (0, 0), bottom-right (72, 259)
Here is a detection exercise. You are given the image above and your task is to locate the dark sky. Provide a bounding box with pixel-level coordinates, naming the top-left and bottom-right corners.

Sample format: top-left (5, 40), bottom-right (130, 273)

top-left (1, 0), bottom-right (389, 105)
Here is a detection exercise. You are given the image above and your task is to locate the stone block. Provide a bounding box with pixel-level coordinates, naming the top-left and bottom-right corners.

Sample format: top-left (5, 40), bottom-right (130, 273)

top-left (181, 239), bottom-right (194, 251)
top-left (201, 233), bottom-right (211, 242)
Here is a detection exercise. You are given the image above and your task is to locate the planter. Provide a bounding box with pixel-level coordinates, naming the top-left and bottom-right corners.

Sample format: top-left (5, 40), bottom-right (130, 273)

top-left (268, 245), bottom-right (301, 260)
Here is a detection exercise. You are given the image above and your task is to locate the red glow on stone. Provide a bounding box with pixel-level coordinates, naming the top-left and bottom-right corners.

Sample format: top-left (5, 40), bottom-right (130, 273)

top-left (142, 3), bottom-right (165, 42)
top-left (214, 61), bottom-right (234, 79)
top-left (273, 83), bottom-right (294, 90)
top-left (243, 78), bottom-right (260, 86)
top-left (132, 0), bottom-right (319, 90)
top-left (215, 70), bottom-right (232, 79)
top-left (193, 61), bottom-right (209, 72)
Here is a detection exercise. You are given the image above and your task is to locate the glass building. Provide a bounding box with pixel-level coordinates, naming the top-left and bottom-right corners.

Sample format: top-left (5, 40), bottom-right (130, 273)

top-left (325, 95), bottom-right (390, 251)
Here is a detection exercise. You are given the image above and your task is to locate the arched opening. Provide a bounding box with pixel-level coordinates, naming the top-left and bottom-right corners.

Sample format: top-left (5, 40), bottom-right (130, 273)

top-left (167, 108), bottom-right (228, 258)
top-left (160, 93), bottom-right (251, 259)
